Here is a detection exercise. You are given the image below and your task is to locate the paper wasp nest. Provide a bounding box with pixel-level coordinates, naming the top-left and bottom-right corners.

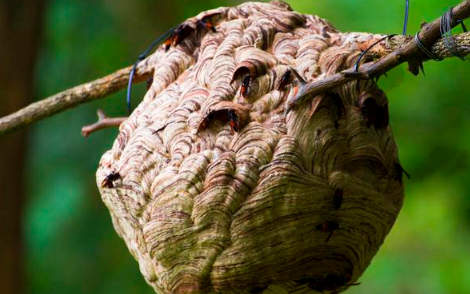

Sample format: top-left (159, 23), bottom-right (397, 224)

top-left (97, 1), bottom-right (404, 293)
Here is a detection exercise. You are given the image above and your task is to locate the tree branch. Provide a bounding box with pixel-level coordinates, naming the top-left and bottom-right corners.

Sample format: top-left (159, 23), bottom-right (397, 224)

top-left (81, 109), bottom-right (127, 137)
top-left (0, 61), bottom-right (152, 136)
top-left (288, 0), bottom-right (470, 108)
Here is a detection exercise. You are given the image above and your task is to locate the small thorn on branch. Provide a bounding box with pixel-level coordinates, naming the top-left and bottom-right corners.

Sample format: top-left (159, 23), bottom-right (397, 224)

top-left (81, 109), bottom-right (127, 137)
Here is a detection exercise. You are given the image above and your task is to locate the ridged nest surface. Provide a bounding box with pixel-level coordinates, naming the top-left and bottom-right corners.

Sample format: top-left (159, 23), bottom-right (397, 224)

top-left (97, 1), bottom-right (404, 293)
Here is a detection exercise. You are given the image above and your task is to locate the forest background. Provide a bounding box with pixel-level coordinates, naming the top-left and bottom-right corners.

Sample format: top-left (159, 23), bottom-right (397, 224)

top-left (1, 0), bottom-right (470, 293)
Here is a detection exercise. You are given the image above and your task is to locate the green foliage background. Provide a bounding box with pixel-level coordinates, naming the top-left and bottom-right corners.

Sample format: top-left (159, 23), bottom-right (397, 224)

top-left (26, 0), bottom-right (470, 293)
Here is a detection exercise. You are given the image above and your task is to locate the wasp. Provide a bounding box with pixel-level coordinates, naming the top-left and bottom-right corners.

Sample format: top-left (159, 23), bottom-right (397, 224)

top-left (240, 75), bottom-right (251, 98)
top-left (173, 24), bottom-right (193, 47)
top-left (228, 109), bottom-right (239, 134)
top-left (101, 171), bottom-right (121, 188)
top-left (163, 38), bottom-right (173, 52)
top-left (197, 108), bottom-right (241, 134)
top-left (163, 24), bottom-right (194, 52)
top-left (197, 18), bottom-right (217, 33)
top-left (316, 220), bottom-right (339, 243)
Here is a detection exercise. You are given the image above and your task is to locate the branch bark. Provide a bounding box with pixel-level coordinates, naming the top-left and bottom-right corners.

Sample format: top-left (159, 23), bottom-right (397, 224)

top-left (81, 109), bottom-right (127, 137)
top-left (288, 0), bottom-right (470, 108)
top-left (0, 62), bottom-right (152, 136)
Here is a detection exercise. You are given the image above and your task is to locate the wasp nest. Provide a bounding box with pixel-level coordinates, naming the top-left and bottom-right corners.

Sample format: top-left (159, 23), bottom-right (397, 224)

top-left (97, 1), bottom-right (404, 293)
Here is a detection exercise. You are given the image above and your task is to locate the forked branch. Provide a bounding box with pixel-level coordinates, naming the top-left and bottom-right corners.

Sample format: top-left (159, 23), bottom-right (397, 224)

top-left (81, 109), bottom-right (127, 137)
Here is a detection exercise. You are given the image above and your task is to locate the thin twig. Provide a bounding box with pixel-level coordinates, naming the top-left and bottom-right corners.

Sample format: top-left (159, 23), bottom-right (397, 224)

top-left (288, 0), bottom-right (470, 108)
top-left (81, 109), bottom-right (127, 137)
top-left (0, 61), bottom-right (153, 137)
